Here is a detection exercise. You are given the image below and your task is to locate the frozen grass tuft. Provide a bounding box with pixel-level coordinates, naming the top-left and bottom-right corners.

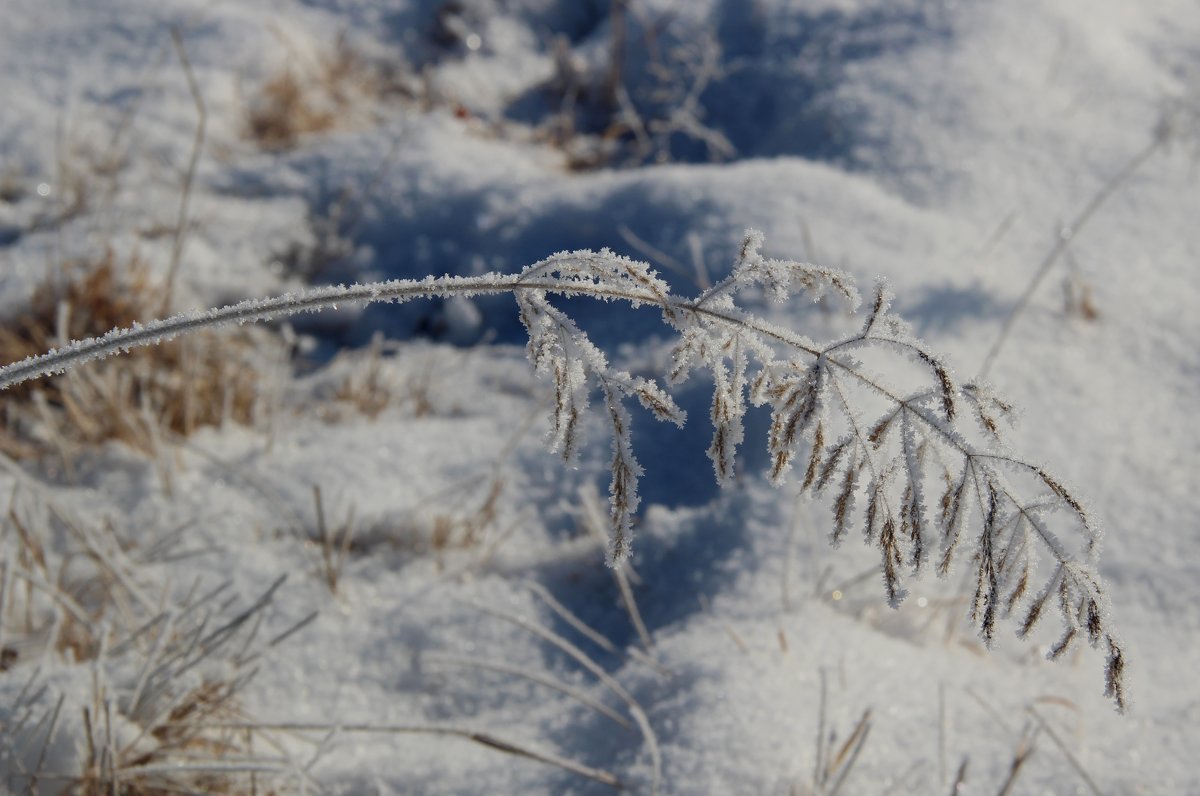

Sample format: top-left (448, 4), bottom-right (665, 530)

top-left (0, 252), bottom-right (281, 465)
top-left (244, 32), bottom-right (391, 151)
top-left (0, 481), bottom-right (308, 794)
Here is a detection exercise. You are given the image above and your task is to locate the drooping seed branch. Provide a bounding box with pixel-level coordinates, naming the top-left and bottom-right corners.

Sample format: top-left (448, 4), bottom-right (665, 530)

top-left (0, 234), bottom-right (1125, 709)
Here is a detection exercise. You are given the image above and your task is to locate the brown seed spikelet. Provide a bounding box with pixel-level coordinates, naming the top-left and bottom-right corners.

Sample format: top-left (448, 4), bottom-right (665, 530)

top-left (832, 462), bottom-right (859, 544)
top-left (1105, 636), bottom-right (1127, 712)
top-left (918, 350), bottom-right (956, 421)
top-left (1037, 468), bottom-right (1086, 521)
top-left (1048, 627), bottom-right (1078, 660)
top-left (801, 422), bottom-right (825, 490)
top-left (816, 437), bottom-right (852, 492)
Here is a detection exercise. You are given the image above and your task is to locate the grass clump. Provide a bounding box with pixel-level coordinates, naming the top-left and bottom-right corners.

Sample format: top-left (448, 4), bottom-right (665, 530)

top-left (1, 569), bottom-right (304, 795)
top-left (244, 34), bottom-right (388, 150)
top-left (0, 252), bottom-right (276, 462)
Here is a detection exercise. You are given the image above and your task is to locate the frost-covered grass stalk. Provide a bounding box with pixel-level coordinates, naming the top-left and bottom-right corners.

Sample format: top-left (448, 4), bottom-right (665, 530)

top-left (0, 231), bottom-right (1127, 709)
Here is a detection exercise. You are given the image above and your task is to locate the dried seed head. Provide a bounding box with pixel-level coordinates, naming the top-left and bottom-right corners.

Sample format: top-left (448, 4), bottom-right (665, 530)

top-left (801, 423), bottom-right (825, 490)
top-left (1105, 636), bottom-right (1127, 713)
top-left (1048, 627), bottom-right (1078, 660)
top-left (816, 438), bottom-right (851, 492)
top-left (1037, 469), bottom-right (1087, 522)
top-left (832, 464), bottom-right (859, 545)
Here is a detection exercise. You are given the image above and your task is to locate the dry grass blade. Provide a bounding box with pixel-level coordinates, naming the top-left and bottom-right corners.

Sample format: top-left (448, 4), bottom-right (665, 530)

top-left (523, 578), bottom-right (667, 678)
top-left (465, 729), bottom-right (625, 789)
top-left (824, 709), bottom-right (871, 796)
top-left (426, 653), bottom-right (634, 730)
top-left (1027, 706), bottom-right (1107, 796)
top-left (980, 133), bottom-right (1164, 378)
top-left (264, 610), bottom-right (320, 651)
top-left (472, 599), bottom-right (662, 794)
top-left (28, 692), bottom-right (65, 793)
top-left (578, 484), bottom-right (659, 658)
top-left (813, 668), bottom-right (828, 793)
top-left (161, 26), bottom-right (207, 315)
top-left (617, 223), bottom-right (708, 290)
top-left (949, 757), bottom-right (969, 796)
top-left (313, 484), bottom-right (355, 594)
top-left (995, 724), bottom-right (1040, 796)
top-left (803, 669), bottom-right (874, 796)
top-left (185, 721), bottom-right (625, 788)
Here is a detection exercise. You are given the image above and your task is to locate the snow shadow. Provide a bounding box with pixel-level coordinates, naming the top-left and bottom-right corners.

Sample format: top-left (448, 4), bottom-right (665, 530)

top-left (377, 0), bottom-right (611, 62)
top-left (526, 484), bottom-right (774, 660)
top-left (706, 2), bottom-right (953, 161)
top-left (504, 0), bottom-right (953, 165)
top-left (261, 160), bottom-right (741, 350)
top-left (901, 283), bottom-right (1008, 337)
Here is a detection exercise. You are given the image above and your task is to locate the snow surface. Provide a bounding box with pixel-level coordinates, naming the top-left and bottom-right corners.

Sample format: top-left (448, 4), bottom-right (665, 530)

top-left (2, 0), bottom-right (1199, 793)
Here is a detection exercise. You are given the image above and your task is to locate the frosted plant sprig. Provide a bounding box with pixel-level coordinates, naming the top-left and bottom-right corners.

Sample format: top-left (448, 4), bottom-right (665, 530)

top-left (0, 230), bottom-right (1126, 709)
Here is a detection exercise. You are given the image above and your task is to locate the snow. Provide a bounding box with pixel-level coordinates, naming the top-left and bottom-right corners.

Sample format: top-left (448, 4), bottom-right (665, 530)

top-left (2, 0), bottom-right (1199, 793)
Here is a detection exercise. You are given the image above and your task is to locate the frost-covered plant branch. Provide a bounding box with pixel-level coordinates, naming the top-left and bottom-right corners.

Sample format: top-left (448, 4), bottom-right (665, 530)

top-left (0, 231), bottom-right (1126, 710)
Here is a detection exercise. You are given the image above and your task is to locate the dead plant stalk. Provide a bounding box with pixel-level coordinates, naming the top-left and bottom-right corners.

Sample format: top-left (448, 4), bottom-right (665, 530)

top-left (0, 232), bottom-right (1128, 710)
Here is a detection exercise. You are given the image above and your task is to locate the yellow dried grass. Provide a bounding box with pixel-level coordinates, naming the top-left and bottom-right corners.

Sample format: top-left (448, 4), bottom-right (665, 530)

top-left (244, 35), bottom-right (383, 150)
top-left (0, 252), bottom-right (272, 460)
